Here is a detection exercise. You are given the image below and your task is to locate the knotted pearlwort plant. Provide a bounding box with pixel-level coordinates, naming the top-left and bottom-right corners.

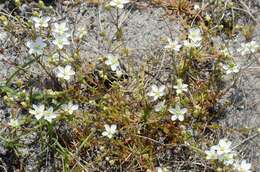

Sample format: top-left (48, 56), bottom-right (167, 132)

top-left (205, 138), bottom-right (252, 172)
top-left (0, 0), bottom-right (259, 171)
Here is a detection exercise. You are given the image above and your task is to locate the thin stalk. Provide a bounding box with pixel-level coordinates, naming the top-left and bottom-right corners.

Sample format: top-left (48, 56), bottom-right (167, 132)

top-left (6, 57), bottom-right (36, 85)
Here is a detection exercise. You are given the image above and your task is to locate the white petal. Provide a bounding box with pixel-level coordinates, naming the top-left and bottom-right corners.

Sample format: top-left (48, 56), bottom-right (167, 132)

top-left (109, 1), bottom-right (117, 6)
top-left (39, 104), bottom-right (45, 111)
top-left (159, 85), bottom-right (166, 92)
top-left (65, 65), bottom-right (72, 72)
top-left (152, 96), bottom-right (158, 101)
top-left (64, 75), bottom-right (71, 80)
top-left (104, 124), bottom-right (110, 131)
top-left (110, 64), bottom-right (118, 71)
top-left (47, 107), bottom-right (54, 112)
top-left (29, 109), bottom-right (36, 115)
top-left (44, 116), bottom-right (54, 122)
top-left (72, 104), bottom-right (79, 111)
top-left (181, 108), bottom-right (187, 114)
top-left (178, 115), bottom-right (184, 121)
top-left (171, 115), bottom-right (177, 121)
top-left (168, 108), bottom-right (176, 115)
top-left (102, 131), bottom-right (108, 136)
top-left (151, 85), bottom-right (158, 91)
top-left (147, 91), bottom-right (155, 97)
top-left (110, 124), bottom-right (117, 132)
top-left (26, 41), bottom-right (32, 48)
top-left (107, 133), bottom-right (113, 139)
top-left (35, 114), bottom-right (43, 120)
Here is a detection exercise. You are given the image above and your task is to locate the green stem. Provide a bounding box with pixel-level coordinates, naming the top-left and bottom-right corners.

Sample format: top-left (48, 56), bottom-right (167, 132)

top-left (6, 57), bottom-right (36, 85)
top-left (116, 8), bottom-right (119, 29)
top-left (33, 55), bottom-right (55, 80)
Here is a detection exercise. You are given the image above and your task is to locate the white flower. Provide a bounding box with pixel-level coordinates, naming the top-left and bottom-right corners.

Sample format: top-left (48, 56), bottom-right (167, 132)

top-left (184, 28), bottom-right (202, 48)
top-left (52, 35), bottom-right (70, 49)
top-left (102, 124), bottom-right (117, 139)
top-left (169, 104), bottom-right (187, 121)
top-left (238, 41), bottom-right (259, 55)
top-left (109, 0), bottom-right (129, 9)
top-left (62, 102), bottom-right (78, 114)
top-left (183, 40), bottom-right (200, 48)
top-left (53, 22), bottom-right (70, 36)
top-left (206, 139), bottom-right (236, 165)
top-left (220, 152), bottom-right (235, 165)
top-left (215, 138), bottom-right (232, 156)
top-left (43, 107), bottom-right (58, 122)
top-left (147, 85), bottom-right (166, 101)
top-left (29, 104), bottom-right (46, 120)
top-left (173, 79), bottom-right (188, 95)
top-left (156, 166), bottom-right (169, 172)
top-left (8, 119), bottom-right (20, 128)
top-left (154, 100), bottom-right (166, 112)
top-left (194, 4), bottom-right (200, 10)
top-left (164, 37), bottom-right (182, 52)
top-left (116, 68), bottom-right (123, 77)
top-left (31, 16), bottom-right (51, 28)
top-left (105, 54), bottom-right (120, 71)
top-left (205, 145), bottom-right (218, 160)
top-left (76, 27), bottom-right (87, 39)
top-left (246, 41), bottom-right (258, 53)
top-left (26, 37), bottom-right (46, 55)
top-left (205, 14), bottom-right (211, 21)
top-left (54, 65), bottom-right (75, 81)
top-left (233, 160), bottom-right (252, 172)
top-left (222, 63), bottom-right (239, 74)
top-left (188, 28), bottom-right (202, 43)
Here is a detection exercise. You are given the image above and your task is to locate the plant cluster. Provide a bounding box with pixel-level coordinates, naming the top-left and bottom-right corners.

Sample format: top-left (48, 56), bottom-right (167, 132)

top-left (0, 0), bottom-right (259, 171)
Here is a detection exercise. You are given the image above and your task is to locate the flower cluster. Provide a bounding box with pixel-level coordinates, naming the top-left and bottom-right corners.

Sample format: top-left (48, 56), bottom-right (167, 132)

top-left (31, 16), bottom-right (85, 50)
top-left (29, 102), bottom-right (78, 122)
top-left (29, 104), bottom-right (58, 122)
top-left (52, 22), bottom-right (70, 49)
top-left (147, 79), bottom-right (189, 123)
top-left (28, 17), bottom-right (76, 81)
top-left (164, 27), bottom-right (202, 52)
top-left (4, 2), bottom-right (257, 170)
top-left (205, 138), bottom-right (252, 172)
